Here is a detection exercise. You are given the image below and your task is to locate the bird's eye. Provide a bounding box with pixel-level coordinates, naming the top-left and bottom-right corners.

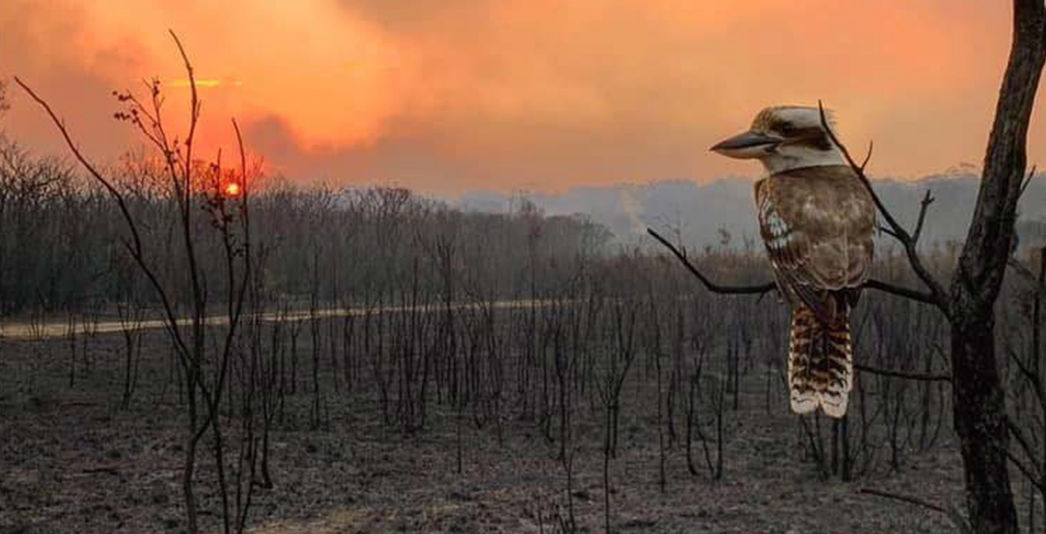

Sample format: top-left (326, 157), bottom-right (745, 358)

top-left (775, 123), bottom-right (797, 137)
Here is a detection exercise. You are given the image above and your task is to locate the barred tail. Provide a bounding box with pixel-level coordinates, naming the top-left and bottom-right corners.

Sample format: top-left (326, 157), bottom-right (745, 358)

top-left (788, 305), bottom-right (853, 418)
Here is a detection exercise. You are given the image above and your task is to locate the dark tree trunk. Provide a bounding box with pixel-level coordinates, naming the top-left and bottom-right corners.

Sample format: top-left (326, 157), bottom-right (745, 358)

top-left (949, 2), bottom-right (1046, 532)
top-left (950, 309), bottom-right (1016, 534)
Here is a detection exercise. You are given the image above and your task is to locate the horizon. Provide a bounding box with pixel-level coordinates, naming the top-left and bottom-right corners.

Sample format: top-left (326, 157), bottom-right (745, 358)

top-left (4, 1), bottom-right (1043, 196)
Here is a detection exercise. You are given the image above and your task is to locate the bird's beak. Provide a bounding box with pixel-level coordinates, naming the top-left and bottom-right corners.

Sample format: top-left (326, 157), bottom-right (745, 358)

top-left (710, 130), bottom-right (782, 159)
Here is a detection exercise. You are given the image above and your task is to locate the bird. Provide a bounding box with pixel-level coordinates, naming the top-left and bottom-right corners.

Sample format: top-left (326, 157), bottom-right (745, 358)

top-left (710, 106), bottom-right (875, 418)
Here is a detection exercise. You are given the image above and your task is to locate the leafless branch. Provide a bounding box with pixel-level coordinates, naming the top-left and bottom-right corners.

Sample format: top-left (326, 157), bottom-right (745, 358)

top-left (859, 141), bottom-right (874, 173)
top-left (1004, 448), bottom-right (1043, 493)
top-left (1020, 164), bottom-right (1037, 200)
top-left (648, 228), bottom-right (938, 305)
top-left (1004, 415), bottom-right (1043, 487)
top-left (169, 29), bottom-right (200, 179)
top-left (911, 190), bottom-right (936, 245)
top-left (12, 76), bottom-right (191, 361)
top-left (862, 279), bottom-right (938, 305)
top-left (859, 488), bottom-right (949, 515)
top-left (14, 78), bottom-right (142, 254)
top-left (1006, 344), bottom-right (1046, 408)
top-left (817, 101), bottom-right (950, 316)
top-left (878, 224), bottom-right (901, 240)
top-left (646, 228), bottom-right (775, 295)
top-left (854, 362), bottom-right (951, 382)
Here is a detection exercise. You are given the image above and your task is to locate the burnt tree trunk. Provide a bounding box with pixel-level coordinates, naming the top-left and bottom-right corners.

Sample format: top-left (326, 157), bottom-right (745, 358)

top-left (951, 310), bottom-right (1016, 533)
top-left (950, 2), bottom-right (1046, 533)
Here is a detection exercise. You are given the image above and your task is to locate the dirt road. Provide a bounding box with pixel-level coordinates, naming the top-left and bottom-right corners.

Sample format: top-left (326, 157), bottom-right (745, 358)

top-left (0, 298), bottom-right (569, 341)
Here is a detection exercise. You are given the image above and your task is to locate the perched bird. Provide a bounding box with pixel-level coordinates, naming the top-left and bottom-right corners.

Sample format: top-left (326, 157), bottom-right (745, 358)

top-left (711, 106), bottom-right (875, 418)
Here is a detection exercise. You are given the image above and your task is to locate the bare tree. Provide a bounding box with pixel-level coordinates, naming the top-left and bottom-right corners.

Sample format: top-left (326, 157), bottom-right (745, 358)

top-left (943, 4), bottom-right (1046, 532)
top-left (650, 2), bottom-right (1046, 532)
top-left (16, 32), bottom-right (256, 534)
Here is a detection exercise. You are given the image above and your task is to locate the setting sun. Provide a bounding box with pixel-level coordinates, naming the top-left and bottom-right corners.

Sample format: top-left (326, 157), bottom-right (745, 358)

top-left (223, 182), bottom-right (241, 197)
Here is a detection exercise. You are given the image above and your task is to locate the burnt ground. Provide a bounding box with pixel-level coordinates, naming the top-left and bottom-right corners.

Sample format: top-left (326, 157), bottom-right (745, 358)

top-left (0, 327), bottom-right (974, 534)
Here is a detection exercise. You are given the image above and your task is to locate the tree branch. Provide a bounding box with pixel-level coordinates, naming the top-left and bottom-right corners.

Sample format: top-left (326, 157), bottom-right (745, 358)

top-left (817, 101), bottom-right (950, 315)
top-left (863, 279), bottom-right (938, 305)
top-left (1004, 415), bottom-right (1043, 485)
top-left (1004, 447), bottom-right (1044, 494)
top-left (648, 228), bottom-right (938, 305)
top-left (912, 190), bottom-right (936, 245)
top-left (859, 487), bottom-right (949, 515)
top-left (646, 228), bottom-right (774, 295)
top-left (859, 141), bottom-right (874, 173)
top-left (13, 76), bottom-right (192, 362)
top-left (854, 362), bottom-right (951, 383)
top-left (1019, 164), bottom-right (1037, 200)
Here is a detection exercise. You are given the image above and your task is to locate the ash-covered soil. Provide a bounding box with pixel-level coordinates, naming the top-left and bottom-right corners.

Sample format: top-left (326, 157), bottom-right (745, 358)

top-left (0, 328), bottom-right (972, 534)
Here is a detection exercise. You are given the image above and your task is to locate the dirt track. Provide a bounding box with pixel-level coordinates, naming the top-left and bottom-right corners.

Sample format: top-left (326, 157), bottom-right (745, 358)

top-left (0, 298), bottom-right (567, 341)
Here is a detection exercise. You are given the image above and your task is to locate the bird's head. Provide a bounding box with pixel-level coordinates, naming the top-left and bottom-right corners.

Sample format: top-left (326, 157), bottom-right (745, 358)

top-left (711, 105), bottom-right (846, 174)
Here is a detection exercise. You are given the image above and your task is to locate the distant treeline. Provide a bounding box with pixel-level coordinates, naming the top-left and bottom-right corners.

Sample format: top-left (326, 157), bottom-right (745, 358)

top-left (0, 136), bottom-right (617, 315)
top-left (3, 128), bottom-right (1040, 317)
top-left (459, 173), bottom-right (1046, 254)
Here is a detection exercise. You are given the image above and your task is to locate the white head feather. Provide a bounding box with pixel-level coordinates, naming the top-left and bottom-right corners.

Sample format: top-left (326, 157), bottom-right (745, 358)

top-left (712, 105), bottom-right (847, 175)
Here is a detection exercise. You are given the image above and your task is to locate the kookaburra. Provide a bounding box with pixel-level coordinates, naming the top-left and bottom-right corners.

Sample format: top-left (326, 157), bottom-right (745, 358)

top-left (711, 106), bottom-right (875, 418)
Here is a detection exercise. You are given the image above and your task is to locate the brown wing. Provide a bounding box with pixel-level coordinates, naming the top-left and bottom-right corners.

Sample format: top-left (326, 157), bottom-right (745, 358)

top-left (755, 165), bottom-right (875, 324)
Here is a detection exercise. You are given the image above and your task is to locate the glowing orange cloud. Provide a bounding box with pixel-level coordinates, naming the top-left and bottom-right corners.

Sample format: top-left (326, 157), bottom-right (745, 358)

top-left (1, 0), bottom-right (1040, 194)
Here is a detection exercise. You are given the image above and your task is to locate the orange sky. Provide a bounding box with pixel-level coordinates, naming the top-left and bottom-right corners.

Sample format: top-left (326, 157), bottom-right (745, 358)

top-left (1, 0), bottom-right (1041, 194)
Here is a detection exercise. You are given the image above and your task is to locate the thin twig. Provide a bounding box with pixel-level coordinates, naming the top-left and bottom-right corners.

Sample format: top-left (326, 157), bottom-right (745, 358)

top-left (1020, 164), bottom-right (1038, 200)
top-left (1006, 344), bottom-right (1046, 408)
top-left (859, 141), bottom-right (874, 173)
top-left (911, 190), bottom-right (936, 245)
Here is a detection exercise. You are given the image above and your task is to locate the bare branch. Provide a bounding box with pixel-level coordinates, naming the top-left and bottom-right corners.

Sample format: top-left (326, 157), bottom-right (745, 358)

top-left (1020, 164), bottom-right (1037, 200)
top-left (859, 487), bottom-right (949, 515)
top-left (1006, 344), bottom-right (1046, 408)
top-left (859, 140), bottom-right (874, 173)
top-left (864, 279), bottom-right (938, 304)
top-left (854, 362), bottom-right (950, 383)
top-left (14, 78), bottom-right (142, 253)
top-left (647, 228), bottom-right (774, 295)
top-left (1004, 415), bottom-right (1043, 485)
top-left (817, 100), bottom-right (949, 315)
top-left (912, 190), bottom-right (936, 245)
top-left (169, 29), bottom-right (200, 178)
top-left (878, 225), bottom-right (901, 240)
top-left (13, 76), bottom-right (192, 362)
top-left (1004, 448), bottom-right (1043, 494)
top-left (649, 228), bottom-right (938, 304)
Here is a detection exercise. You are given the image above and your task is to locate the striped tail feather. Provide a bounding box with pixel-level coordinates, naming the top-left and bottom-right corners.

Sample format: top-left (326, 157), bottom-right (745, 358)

top-left (787, 304), bottom-right (853, 418)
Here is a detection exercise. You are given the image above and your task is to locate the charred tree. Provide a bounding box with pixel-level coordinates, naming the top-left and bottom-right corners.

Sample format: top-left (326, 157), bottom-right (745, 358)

top-left (650, 2), bottom-right (1046, 532)
top-left (947, 2), bottom-right (1045, 532)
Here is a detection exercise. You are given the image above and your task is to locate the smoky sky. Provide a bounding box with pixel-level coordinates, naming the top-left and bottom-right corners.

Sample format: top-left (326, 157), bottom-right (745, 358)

top-left (2, 0), bottom-right (1041, 194)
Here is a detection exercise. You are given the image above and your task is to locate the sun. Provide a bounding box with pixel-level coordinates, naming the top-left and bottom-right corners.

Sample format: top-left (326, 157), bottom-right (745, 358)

top-left (223, 182), bottom-right (242, 197)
